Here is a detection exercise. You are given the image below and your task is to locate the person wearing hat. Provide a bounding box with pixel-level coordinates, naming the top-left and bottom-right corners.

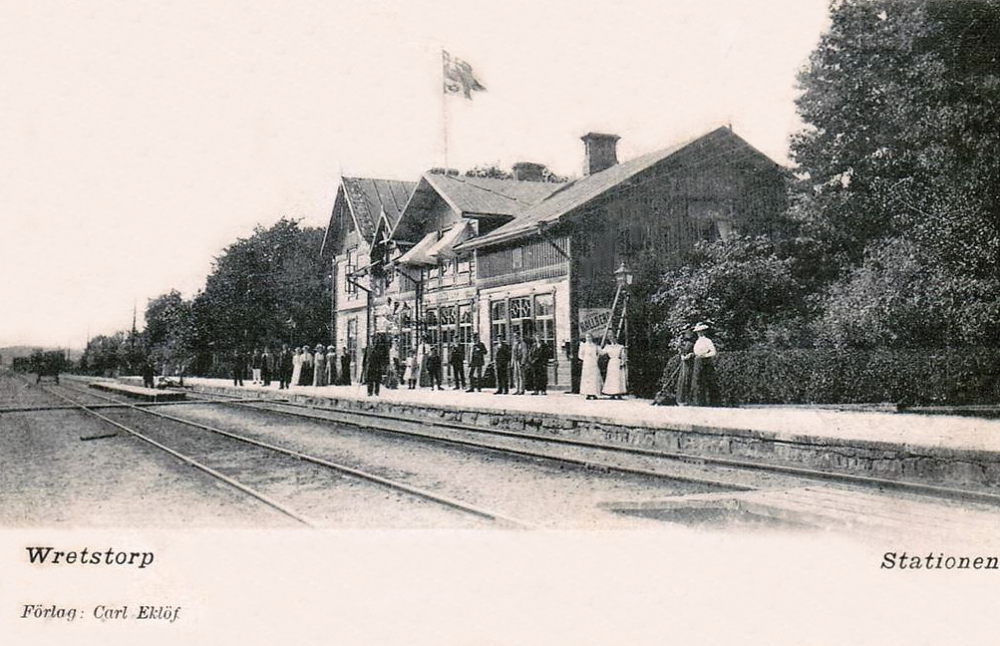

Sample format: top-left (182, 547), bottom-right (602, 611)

top-left (578, 331), bottom-right (603, 400)
top-left (313, 343), bottom-right (327, 387)
top-left (298, 346), bottom-right (313, 386)
top-left (600, 332), bottom-right (627, 400)
top-left (675, 330), bottom-right (697, 405)
top-left (691, 322), bottom-right (718, 406)
top-left (277, 344), bottom-right (294, 389)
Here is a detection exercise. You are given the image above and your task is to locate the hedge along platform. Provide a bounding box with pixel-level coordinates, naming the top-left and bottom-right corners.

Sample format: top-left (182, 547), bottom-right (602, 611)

top-left (88, 381), bottom-right (186, 403)
top-left (182, 378), bottom-right (1000, 493)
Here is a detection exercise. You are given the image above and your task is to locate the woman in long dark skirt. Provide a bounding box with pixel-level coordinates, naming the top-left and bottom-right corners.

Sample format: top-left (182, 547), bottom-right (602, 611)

top-left (690, 323), bottom-right (719, 406)
top-left (675, 331), bottom-right (696, 405)
top-left (298, 346), bottom-right (314, 386)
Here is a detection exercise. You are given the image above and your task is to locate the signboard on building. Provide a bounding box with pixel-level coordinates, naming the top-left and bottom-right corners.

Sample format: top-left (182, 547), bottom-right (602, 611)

top-left (578, 308), bottom-right (612, 338)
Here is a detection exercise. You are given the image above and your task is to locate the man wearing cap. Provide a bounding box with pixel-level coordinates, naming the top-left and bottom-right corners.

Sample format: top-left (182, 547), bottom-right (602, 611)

top-left (691, 323), bottom-right (719, 406)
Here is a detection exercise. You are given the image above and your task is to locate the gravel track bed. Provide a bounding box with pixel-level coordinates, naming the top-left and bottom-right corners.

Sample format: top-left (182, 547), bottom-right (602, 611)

top-left (0, 376), bottom-right (289, 527)
top-left (98, 407), bottom-right (487, 529)
top-left (163, 404), bottom-right (726, 528)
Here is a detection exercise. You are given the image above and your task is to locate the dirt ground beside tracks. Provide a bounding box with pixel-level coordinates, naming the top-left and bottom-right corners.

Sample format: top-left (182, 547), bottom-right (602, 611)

top-left (0, 375), bottom-right (289, 527)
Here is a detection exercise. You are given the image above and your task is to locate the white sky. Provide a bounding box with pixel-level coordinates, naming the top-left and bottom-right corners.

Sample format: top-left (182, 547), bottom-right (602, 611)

top-left (0, 0), bottom-right (829, 348)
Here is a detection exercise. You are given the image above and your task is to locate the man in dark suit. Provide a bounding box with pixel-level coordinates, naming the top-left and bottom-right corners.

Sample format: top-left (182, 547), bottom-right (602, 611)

top-left (232, 348), bottom-right (246, 387)
top-left (448, 342), bottom-right (466, 390)
top-left (277, 344), bottom-right (293, 389)
top-left (363, 337), bottom-right (388, 396)
top-left (427, 345), bottom-right (443, 390)
top-left (467, 334), bottom-right (487, 392)
top-left (493, 339), bottom-right (511, 394)
top-left (261, 346), bottom-right (274, 387)
top-left (340, 347), bottom-right (352, 385)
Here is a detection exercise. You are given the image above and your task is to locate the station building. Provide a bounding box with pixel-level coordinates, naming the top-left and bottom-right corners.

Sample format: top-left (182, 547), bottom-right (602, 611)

top-left (321, 126), bottom-right (788, 389)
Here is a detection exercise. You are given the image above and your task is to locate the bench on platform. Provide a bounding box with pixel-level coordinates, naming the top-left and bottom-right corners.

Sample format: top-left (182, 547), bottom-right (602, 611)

top-left (88, 381), bottom-right (186, 402)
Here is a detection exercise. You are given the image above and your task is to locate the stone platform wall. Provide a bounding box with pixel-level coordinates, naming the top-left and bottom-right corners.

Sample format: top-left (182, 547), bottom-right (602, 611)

top-left (188, 383), bottom-right (1000, 493)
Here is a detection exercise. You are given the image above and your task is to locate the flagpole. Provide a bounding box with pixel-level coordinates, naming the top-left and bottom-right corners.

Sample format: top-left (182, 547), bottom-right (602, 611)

top-left (441, 48), bottom-right (450, 170)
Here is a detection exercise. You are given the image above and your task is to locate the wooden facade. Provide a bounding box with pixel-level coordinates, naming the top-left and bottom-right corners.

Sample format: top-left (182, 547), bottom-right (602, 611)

top-left (322, 127), bottom-right (788, 392)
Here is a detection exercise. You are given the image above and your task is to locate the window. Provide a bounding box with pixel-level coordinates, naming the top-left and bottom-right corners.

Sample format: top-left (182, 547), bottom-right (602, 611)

top-left (346, 318), bottom-right (358, 379)
top-left (509, 296), bottom-right (533, 343)
top-left (458, 304), bottom-right (473, 356)
top-left (457, 255), bottom-right (471, 274)
top-left (425, 308), bottom-right (439, 345)
top-left (490, 300), bottom-right (508, 348)
top-left (487, 293), bottom-right (558, 383)
top-left (512, 247), bottom-right (523, 269)
top-left (398, 306), bottom-right (413, 359)
top-left (534, 293), bottom-right (555, 350)
top-left (439, 305), bottom-right (457, 360)
top-left (345, 249), bottom-right (358, 297)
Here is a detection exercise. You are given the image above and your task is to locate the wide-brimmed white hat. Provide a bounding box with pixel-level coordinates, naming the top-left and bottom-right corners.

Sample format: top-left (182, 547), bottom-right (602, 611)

top-left (692, 322), bottom-right (710, 332)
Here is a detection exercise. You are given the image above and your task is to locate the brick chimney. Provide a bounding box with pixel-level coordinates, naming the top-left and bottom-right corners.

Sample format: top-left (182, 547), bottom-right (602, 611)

top-left (581, 132), bottom-right (620, 175)
top-left (512, 162), bottom-right (546, 182)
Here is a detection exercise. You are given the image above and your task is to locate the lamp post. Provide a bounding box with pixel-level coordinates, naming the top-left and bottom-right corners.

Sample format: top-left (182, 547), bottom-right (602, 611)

top-left (612, 262), bottom-right (633, 392)
top-left (613, 261), bottom-right (633, 344)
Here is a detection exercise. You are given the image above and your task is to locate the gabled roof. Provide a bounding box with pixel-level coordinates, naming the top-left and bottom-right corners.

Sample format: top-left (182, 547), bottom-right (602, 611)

top-left (391, 173), bottom-right (565, 243)
top-left (320, 176), bottom-right (416, 256)
top-left (423, 174), bottom-right (564, 217)
top-left (458, 127), bottom-right (782, 250)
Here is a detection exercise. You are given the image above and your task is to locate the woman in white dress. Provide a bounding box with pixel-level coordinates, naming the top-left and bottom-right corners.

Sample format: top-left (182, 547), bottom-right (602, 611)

top-left (290, 347), bottom-right (303, 387)
top-left (601, 333), bottom-right (627, 400)
top-left (578, 332), bottom-right (603, 400)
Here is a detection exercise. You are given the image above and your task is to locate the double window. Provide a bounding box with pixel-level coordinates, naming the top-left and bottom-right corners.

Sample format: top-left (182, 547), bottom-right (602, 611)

top-left (490, 292), bottom-right (556, 349)
top-left (345, 248), bottom-right (358, 298)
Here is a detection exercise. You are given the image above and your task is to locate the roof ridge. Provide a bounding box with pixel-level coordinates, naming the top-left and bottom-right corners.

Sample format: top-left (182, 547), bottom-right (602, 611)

top-left (445, 174), bottom-right (558, 206)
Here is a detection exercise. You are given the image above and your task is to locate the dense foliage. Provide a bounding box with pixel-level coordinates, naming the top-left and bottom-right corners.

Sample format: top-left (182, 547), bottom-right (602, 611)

top-left (652, 0), bottom-right (1000, 360)
top-left (651, 235), bottom-right (810, 350)
top-left (79, 218), bottom-right (330, 376)
top-left (656, 347), bottom-right (1000, 406)
top-left (791, 0), bottom-right (1000, 347)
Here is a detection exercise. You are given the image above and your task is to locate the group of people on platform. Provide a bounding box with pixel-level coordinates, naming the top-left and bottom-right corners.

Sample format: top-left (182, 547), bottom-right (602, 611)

top-left (225, 328), bottom-right (639, 402)
top-left (230, 345), bottom-right (352, 390)
top-left (576, 332), bottom-right (628, 401)
top-left (396, 332), bottom-right (556, 396)
top-left (673, 322), bottom-right (719, 407)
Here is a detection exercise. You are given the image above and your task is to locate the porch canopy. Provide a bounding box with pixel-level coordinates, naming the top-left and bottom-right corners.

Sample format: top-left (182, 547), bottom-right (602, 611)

top-left (395, 230), bottom-right (438, 266)
top-left (425, 220), bottom-right (473, 260)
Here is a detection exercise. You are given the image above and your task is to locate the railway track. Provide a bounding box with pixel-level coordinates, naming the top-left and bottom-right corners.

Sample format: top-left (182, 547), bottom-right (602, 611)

top-left (169, 385), bottom-right (1000, 510)
top-left (38, 381), bottom-right (532, 529)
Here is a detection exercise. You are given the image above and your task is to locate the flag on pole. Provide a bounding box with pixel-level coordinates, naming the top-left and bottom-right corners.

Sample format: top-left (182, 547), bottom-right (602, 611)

top-left (442, 50), bottom-right (486, 99)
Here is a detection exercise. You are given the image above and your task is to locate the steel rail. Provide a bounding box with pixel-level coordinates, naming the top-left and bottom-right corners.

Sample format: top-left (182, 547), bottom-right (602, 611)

top-left (37, 384), bottom-right (318, 528)
top-left (0, 400), bottom-right (244, 414)
top-left (54, 382), bottom-right (531, 528)
top-left (187, 390), bottom-right (1000, 509)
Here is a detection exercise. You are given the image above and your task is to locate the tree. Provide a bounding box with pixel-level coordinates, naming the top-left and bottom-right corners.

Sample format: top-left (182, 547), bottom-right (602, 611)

top-left (193, 218), bottom-right (330, 357)
top-left (812, 237), bottom-right (1000, 348)
top-left (651, 236), bottom-right (811, 350)
top-left (464, 164), bottom-right (513, 179)
top-left (144, 290), bottom-right (196, 374)
top-left (790, 0), bottom-right (1000, 348)
top-left (792, 0), bottom-right (1000, 275)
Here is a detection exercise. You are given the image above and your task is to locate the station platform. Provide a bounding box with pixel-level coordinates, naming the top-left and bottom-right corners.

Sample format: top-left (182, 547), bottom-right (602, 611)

top-left (177, 378), bottom-right (1000, 491)
top-left (89, 380), bottom-right (186, 402)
